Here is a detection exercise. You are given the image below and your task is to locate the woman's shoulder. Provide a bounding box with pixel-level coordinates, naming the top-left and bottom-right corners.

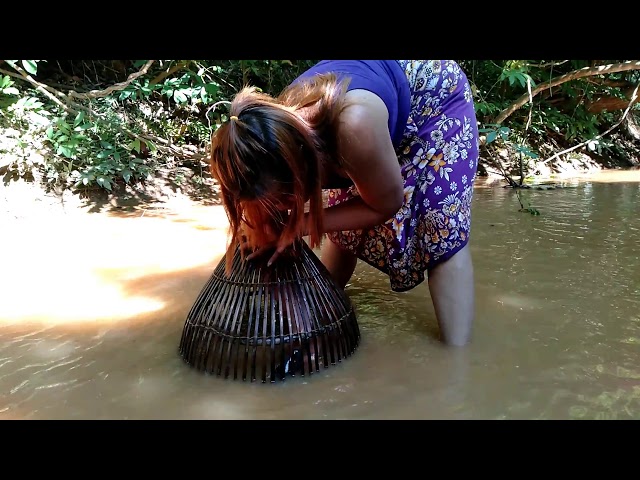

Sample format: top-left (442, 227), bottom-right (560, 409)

top-left (340, 89), bottom-right (390, 136)
top-left (334, 90), bottom-right (397, 173)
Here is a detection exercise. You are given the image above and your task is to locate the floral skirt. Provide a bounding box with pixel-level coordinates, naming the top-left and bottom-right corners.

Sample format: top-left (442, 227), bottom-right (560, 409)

top-left (326, 60), bottom-right (480, 292)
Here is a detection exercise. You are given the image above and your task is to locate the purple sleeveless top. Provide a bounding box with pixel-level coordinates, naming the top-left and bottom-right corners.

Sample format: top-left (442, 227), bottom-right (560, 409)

top-left (294, 60), bottom-right (411, 148)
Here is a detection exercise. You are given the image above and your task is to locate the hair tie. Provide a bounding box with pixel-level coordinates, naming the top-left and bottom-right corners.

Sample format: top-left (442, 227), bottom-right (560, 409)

top-left (230, 115), bottom-right (239, 122)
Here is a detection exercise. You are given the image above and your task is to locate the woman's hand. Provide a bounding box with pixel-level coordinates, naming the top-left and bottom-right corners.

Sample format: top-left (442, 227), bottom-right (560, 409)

top-left (239, 217), bottom-right (301, 267)
top-left (243, 230), bottom-right (289, 267)
top-left (246, 241), bottom-right (290, 267)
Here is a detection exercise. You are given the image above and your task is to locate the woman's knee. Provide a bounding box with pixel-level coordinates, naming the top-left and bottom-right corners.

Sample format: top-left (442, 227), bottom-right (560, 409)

top-left (321, 240), bottom-right (357, 288)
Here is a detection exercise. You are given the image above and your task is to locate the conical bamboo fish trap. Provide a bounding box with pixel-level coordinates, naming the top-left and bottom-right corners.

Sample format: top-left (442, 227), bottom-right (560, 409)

top-left (178, 240), bottom-right (360, 383)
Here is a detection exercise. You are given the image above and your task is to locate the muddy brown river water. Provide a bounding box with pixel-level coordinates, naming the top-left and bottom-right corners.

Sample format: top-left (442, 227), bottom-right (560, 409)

top-left (1, 170), bottom-right (639, 419)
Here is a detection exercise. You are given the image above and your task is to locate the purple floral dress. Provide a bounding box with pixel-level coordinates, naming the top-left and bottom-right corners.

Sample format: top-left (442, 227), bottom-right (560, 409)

top-left (325, 60), bottom-right (480, 292)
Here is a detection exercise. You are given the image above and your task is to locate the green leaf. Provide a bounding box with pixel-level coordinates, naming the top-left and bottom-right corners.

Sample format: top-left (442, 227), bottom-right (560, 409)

top-left (3, 87), bottom-right (19, 95)
top-left (204, 82), bottom-right (219, 95)
top-left (23, 97), bottom-right (41, 109)
top-left (0, 76), bottom-right (10, 88)
top-left (58, 145), bottom-right (73, 158)
top-left (173, 90), bottom-right (188, 103)
top-left (74, 111), bottom-right (85, 127)
top-left (46, 126), bottom-right (55, 139)
top-left (486, 131), bottom-right (498, 144)
top-left (21, 60), bottom-right (38, 75)
top-left (129, 139), bottom-right (141, 153)
top-left (122, 170), bottom-right (132, 183)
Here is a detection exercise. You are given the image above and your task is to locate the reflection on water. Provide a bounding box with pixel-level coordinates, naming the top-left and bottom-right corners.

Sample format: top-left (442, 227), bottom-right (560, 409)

top-left (1, 171), bottom-right (639, 419)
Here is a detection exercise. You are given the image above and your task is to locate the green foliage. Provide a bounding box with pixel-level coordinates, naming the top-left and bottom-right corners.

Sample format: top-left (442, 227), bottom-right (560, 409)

top-left (1, 59), bottom-right (314, 192)
top-left (0, 75), bottom-right (20, 96)
top-left (478, 124), bottom-right (511, 144)
top-left (4, 60), bottom-right (43, 76)
top-left (42, 113), bottom-right (142, 190)
top-left (468, 59), bottom-right (639, 184)
top-left (498, 61), bottom-right (536, 89)
top-left (1, 59), bottom-right (638, 195)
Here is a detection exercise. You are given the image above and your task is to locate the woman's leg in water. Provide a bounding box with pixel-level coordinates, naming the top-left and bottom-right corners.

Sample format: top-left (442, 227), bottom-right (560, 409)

top-left (427, 243), bottom-right (475, 346)
top-left (285, 239), bottom-right (356, 372)
top-left (322, 233), bottom-right (475, 346)
top-left (320, 239), bottom-right (358, 289)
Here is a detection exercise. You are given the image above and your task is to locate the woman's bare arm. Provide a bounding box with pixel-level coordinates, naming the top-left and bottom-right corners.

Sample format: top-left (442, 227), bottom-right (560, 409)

top-left (259, 90), bottom-right (405, 265)
top-left (316, 89), bottom-right (405, 234)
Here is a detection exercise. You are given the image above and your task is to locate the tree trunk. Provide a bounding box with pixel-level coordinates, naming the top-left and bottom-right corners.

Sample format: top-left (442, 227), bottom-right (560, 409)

top-left (623, 113), bottom-right (640, 141)
top-left (586, 85), bottom-right (640, 113)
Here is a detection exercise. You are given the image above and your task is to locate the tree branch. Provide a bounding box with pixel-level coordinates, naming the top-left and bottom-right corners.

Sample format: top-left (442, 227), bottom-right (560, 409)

top-left (66, 60), bottom-right (155, 100)
top-left (494, 60), bottom-right (640, 124)
top-left (149, 60), bottom-right (190, 86)
top-left (523, 60), bottom-right (569, 68)
top-left (0, 66), bottom-right (73, 113)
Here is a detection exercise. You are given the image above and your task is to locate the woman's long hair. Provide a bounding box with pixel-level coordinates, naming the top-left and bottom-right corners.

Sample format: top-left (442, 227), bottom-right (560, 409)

top-left (210, 73), bottom-right (350, 273)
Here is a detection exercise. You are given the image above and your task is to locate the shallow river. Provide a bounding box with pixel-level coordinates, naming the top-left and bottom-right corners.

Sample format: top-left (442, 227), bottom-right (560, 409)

top-left (1, 170), bottom-right (639, 419)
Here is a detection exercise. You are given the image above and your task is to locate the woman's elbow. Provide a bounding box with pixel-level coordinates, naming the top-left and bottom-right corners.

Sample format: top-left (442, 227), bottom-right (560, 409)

top-left (380, 186), bottom-right (405, 220)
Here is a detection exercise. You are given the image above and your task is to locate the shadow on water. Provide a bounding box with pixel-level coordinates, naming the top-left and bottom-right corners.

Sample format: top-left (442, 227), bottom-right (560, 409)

top-left (76, 167), bottom-right (222, 216)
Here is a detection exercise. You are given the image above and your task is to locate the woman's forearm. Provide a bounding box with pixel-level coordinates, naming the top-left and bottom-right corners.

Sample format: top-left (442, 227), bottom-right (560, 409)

top-left (305, 196), bottom-right (394, 235)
